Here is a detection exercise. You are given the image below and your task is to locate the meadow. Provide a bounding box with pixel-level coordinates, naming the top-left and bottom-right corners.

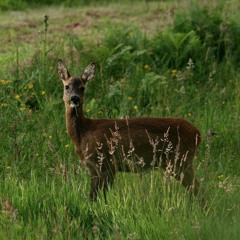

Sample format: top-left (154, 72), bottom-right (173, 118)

top-left (0, 0), bottom-right (240, 239)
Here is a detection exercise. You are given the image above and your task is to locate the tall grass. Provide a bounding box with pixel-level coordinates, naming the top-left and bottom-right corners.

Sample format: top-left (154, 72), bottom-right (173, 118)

top-left (0, 1), bottom-right (240, 239)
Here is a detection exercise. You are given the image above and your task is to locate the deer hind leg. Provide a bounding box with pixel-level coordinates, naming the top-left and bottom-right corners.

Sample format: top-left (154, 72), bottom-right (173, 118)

top-left (90, 175), bottom-right (101, 201)
top-left (102, 172), bottom-right (115, 202)
top-left (175, 164), bottom-right (206, 209)
top-left (176, 166), bottom-right (200, 196)
top-left (172, 150), bottom-right (200, 195)
top-left (90, 170), bottom-right (115, 202)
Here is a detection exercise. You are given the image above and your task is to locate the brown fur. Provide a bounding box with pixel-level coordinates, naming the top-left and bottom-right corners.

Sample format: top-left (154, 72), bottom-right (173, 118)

top-left (57, 59), bottom-right (202, 202)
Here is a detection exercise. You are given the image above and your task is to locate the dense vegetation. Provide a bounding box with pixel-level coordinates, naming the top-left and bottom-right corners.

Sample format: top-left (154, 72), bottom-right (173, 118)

top-left (0, 0), bottom-right (145, 11)
top-left (0, 0), bottom-right (240, 239)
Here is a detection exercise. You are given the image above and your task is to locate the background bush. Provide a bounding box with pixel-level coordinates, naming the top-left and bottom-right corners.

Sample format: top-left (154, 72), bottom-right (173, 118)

top-left (0, 0), bottom-right (150, 11)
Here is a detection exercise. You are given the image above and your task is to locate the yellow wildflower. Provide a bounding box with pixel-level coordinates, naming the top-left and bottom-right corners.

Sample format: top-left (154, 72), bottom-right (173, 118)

top-left (144, 64), bottom-right (151, 70)
top-left (171, 69), bottom-right (177, 77)
top-left (1, 103), bottom-right (8, 107)
top-left (15, 94), bottom-right (20, 99)
top-left (0, 80), bottom-right (13, 84)
top-left (133, 105), bottom-right (138, 111)
top-left (28, 83), bottom-right (34, 89)
top-left (41, 91), bottom-right (46, 95)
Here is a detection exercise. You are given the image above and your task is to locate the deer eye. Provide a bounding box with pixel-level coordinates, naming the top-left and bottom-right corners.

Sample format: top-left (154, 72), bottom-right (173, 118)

top-left (65, 85), bottom-right (70, 90)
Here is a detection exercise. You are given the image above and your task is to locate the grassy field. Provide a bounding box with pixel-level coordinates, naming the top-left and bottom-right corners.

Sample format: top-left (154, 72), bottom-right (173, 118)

top-left (1, 0), bottom-right (240, 239)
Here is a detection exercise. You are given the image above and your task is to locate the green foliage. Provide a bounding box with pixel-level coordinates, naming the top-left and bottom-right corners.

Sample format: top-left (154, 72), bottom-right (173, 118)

top-left (150, 30), bottom-right (204, 69)
top-left (1, 1), bottom-right (240, 239)
top-left (0, 0), bottom-right (27, 11)
top-left (174, 2), bottom-right (225, 59)
top-left (174, 2), bottom-right (240, 68)
top-left (0, 0), bottom-right (148, 11)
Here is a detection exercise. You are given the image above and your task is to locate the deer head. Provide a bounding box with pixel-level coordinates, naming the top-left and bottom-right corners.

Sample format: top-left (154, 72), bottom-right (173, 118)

top-left (57, 59), bottom-right (95, 108)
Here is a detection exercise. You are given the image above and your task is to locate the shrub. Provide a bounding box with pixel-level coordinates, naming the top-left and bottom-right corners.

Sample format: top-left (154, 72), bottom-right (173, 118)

top-left (150, 30), bottom-right (204, 69)
top-left (174, 2), bottom-right (240, 67)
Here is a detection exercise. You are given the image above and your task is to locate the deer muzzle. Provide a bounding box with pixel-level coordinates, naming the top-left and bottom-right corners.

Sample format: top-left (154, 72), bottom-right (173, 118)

top-left (70, 95), bottom-right (80, 107)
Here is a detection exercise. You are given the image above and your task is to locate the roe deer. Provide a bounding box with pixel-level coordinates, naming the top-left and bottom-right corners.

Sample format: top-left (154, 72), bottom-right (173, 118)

top-left (57, 59), bottom-right (202, 203)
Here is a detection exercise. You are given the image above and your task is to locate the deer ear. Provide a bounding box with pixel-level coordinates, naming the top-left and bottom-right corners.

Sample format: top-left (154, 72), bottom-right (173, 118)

top-left (57, 59), bottom-right (71, 81)
top-left (81, 62), bottom-right (95, 83)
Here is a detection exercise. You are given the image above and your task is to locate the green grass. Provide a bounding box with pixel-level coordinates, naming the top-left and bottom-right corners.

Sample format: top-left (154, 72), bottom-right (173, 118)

top-left (1, 0), bottom-right (240, 239)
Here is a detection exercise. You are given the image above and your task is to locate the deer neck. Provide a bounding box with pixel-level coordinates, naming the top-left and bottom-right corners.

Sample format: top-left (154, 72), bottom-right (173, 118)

top-left (65, 105), bottom-right (88, 143)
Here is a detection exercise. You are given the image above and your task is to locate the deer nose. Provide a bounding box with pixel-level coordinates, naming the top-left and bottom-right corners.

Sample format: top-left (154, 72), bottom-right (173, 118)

top-left (70, 96), bottom-right (80, 105)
